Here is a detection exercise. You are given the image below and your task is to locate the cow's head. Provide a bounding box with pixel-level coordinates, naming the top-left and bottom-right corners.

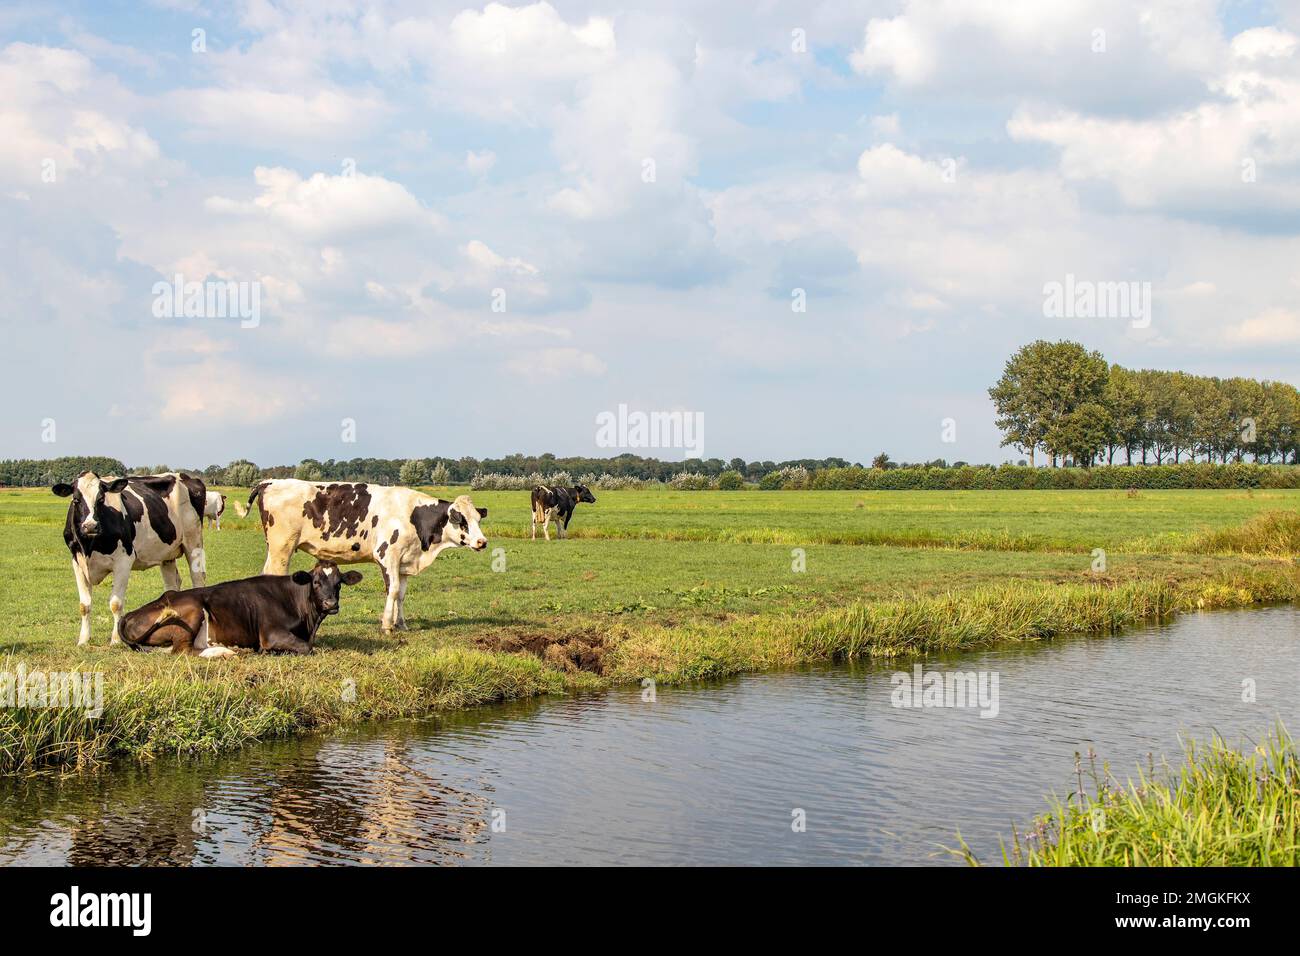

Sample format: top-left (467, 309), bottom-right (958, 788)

top-left (447, 495), bottom-right (489, 551)
top-left (52, 472), bottom-right (130, 539)
top-left (574, 484), bottom-right (597, 504)
top-left (292, 560), bottom-right (363, 616)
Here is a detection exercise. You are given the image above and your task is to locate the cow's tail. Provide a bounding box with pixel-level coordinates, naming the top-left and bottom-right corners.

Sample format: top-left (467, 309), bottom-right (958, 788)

top-left (232, 481), bottom-right (267, 521)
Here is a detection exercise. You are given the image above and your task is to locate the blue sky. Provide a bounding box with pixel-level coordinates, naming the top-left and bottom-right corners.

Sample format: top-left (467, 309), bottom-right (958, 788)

top-left (2, 0), bottom-right (1298, 468)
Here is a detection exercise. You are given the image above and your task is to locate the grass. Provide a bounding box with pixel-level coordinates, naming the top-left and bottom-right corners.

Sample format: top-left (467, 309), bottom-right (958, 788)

top-left (0, 486), bottom-right (1296, 775)
top-left (964, 728), bottom-right (1300, 866)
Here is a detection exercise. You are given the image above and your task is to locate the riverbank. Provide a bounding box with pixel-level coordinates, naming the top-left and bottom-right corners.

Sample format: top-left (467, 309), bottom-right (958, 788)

top-left (972, 728), bottom-right (1300, 867)
top-left (1, 488), bottom-right (1296, 774)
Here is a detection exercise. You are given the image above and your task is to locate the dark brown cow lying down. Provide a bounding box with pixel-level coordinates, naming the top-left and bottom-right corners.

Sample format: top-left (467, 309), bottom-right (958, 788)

top-left (120, 560), bottom-right (362, 657)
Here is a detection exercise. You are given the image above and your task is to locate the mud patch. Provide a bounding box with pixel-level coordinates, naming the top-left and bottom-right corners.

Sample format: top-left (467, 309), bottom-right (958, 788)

top-left (475, 630), bottom-right (609, 675)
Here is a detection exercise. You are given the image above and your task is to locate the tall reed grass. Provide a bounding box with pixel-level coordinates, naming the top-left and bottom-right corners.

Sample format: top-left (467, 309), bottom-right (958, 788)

top-left (969, 728), bottom-right (1300, 866)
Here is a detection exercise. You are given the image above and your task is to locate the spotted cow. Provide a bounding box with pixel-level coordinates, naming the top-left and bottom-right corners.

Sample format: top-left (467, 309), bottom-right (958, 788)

top-left (204, 491), bottom-right (227, 530)
top-left (530, 484), bottom-right (596, 540)
top-left (241, 479), bottom-right (487, 632)
top-left (52, 472), bottom-right (208, 646)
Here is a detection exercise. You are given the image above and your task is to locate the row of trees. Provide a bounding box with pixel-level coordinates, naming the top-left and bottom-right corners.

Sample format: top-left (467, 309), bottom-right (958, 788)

top-left (990, 341), bottom-right (1300, 467)
top-left (0, 454), bottom-right (860, 487)
top-left (177, 453), bottom-right (859, 487)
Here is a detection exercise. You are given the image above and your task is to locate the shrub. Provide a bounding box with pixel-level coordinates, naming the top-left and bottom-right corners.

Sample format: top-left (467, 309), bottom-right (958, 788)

top-left (806, 463), bottom-right (1300, 491)
top-left (223, 461), bottom-right (259, 487)
top-left (576, 473), bottom-right (655, 490)
top-left (716, 469), bottom-right (745, 490)
top-left (470, 471), bottom-right (573, 491)
top-left (667, 471), bottom-right (712, 490)
top-left (398, 458), bottom-right (428, 486)
top-left (760, 465), bottom-right (810, 490)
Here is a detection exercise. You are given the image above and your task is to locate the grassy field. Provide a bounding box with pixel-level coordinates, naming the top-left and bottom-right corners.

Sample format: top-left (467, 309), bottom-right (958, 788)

top-left (0, 486), bottom-right (1297, 774)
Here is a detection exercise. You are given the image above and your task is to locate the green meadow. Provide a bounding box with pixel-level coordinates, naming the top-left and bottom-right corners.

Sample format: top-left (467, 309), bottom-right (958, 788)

top-left (0, 486), bottom-right (1297, 776)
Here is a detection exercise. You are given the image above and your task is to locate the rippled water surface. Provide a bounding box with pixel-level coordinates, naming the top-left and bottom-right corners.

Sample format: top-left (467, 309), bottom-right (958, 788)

top-left (2, 606), bottom-right (1297, 865)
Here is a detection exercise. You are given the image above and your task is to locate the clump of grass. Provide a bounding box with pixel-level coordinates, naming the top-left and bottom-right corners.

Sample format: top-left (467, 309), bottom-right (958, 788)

top-left (1187, 510), bottom-right (1300, 557)
top-left (606, 565), bottom-right (1300, 683)
top-left (971, 728), bottom-right (1300, 867)
top-left (0, 646), bottom-right (573, 774)
top-left (491, 524), bottom-right (1075, 552)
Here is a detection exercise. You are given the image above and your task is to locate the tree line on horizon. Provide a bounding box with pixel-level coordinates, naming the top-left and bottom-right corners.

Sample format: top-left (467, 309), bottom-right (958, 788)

top-left (0, 453), bottom-right (858, 488)
top-left (5, 341), bottom-right (1298, 488)
top-left (990, 340), bottom-right (1300, 468)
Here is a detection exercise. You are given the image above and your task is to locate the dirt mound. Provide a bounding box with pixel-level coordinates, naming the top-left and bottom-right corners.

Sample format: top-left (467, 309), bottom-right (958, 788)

top-left (475, 630), bottom-right (609, 674)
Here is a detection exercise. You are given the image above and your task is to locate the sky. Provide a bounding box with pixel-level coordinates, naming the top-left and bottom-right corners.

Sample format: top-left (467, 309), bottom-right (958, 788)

top-left (1, 0), bottom-right (1297, 468)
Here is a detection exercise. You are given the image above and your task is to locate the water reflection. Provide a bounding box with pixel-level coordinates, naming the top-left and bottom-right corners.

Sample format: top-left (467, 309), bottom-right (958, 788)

top-left (2, 606), bottom-right (1297, 866)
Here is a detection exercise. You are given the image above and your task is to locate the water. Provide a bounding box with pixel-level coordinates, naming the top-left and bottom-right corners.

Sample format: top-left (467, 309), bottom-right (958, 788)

top-left (1, 606), bottom-right (1297, 866)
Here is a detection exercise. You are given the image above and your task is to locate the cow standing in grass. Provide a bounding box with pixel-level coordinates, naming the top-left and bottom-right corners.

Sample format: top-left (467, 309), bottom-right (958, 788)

top-left (52, 472), bottom-right (208, 646)
top-left (204, 491), bottom-right (227, 530)
top-left (531, 484), bottom-right (596, 540)
top-left (237, 479), bottom-right (487, 632)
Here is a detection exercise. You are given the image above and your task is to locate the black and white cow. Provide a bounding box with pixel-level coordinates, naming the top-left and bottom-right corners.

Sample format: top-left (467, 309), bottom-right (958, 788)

top-left (204, 491), bottom-right (226, 530)
top-left (530, 484), bottom-right (596, 540)
top-left (52, 472), bottom-right (207, 646)
top-left (121, 559), bottom-right (362, 657)
top-left (241, 479), bottom-right (487, 632)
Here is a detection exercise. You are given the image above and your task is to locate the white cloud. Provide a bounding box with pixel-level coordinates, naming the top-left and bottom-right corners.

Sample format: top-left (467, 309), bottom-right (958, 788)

top-left (0, 43), bottom-right (161, 185)
top-left (1008, 32), bottom-right (1300, 215)
top-left (417, 2), bottom-right (616, 123)
top-left (1225, 307), bottom-right (1300, 345)
top-left (205, 167), bottom-right (444, 241)
top-left (504, 346), bottom-right (607, 382)
top-left (851, 0), bottom-right (1224, 112)
top-left (166, 86), bottom-right (388, 147)
top-left (464, 149), bottom-right (497, 175)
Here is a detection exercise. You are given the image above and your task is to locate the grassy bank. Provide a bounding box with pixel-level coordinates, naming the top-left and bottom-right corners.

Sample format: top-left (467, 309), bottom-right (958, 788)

top-left (969, 729), bottom-right (1300, 866)
top-left (0, 487), bottom-right (1296, 774)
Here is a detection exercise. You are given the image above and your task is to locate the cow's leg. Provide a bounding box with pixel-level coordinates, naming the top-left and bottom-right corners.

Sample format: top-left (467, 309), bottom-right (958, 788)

top-left (182, 530), bottom-right (207, 588)
top-left (193, 609), bottom-right (210, 653)
top-left (262, 529), bottom-right (298, 575)
top-left (121, 595), bottom-right (204, 652)
top-left (263, 628), bottom-right (313, 655)
top-left (72, 558), bottom-right (93, 646)
top-left (379, 561), bottom-right (402, 632)
top-left (160, 559), bottom-right (182, 594)
top-left (557, 512), bottom-right (567, 539)
top-left (107, 561), bottom-right (132, 645)
top-left (214, 513), bottom-right (221, 531)
top-left (394, 573), bottom-right (410, 630)
top-left (531, 509), bottom-right (538, 540)
top-left (542, 510), bottom-right (551, 541)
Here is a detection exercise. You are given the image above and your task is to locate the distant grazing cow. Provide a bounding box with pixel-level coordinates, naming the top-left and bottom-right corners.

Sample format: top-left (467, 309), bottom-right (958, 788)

top-left (531, 484), bottom-right (596, 540)
top-left (204, 491), bottom-right (226, 530)
top-left (120, 559), bottom-right (362, 657)
top-left (52, 472), bottom-right (207, 645)
top-left (240, 479), bottom-right (487, 632)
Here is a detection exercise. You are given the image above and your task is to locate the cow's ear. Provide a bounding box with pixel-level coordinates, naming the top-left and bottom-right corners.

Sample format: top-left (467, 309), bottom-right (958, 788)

top-left (291, 570), bottom-right (313, 585)
top-left (51, 483), bottom-right (74, 497)
top-left (342, 570), bottom-right (363, 586)
top-left (476, 507), bottom-right (488, 519)
top-left (105, 477), bottom-right (130, 493)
